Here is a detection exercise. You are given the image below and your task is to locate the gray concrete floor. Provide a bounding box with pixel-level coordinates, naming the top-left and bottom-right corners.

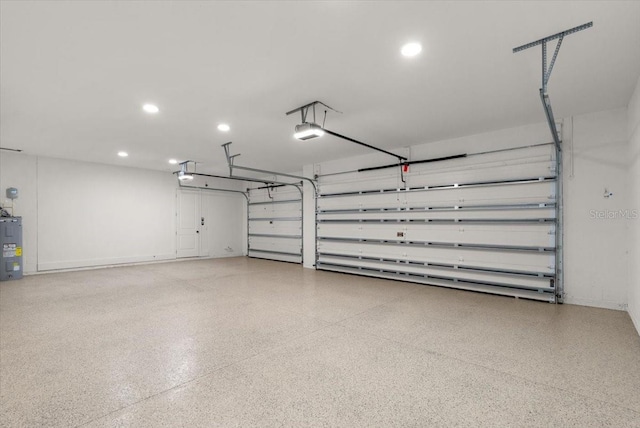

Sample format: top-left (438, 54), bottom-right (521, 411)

top-left (1, 257), bottom-right (639, 427)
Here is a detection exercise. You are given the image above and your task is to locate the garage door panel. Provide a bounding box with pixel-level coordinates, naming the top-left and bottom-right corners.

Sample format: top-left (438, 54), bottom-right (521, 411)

top-left (317, 255), bottom-right (553, 290)
top-left (249, 236), bottom-right (302, 255)
top-left (316, 144), bottom-right (559, 300)
top-left (249, 201), bottom-right (302, 218)
top-left (318, 145), bottom-right (555, 195)
top-left (319, 161), bottom-right (554, 195)
top-left (317, 240), bottom-right (555, 274)
top-left (248, 187), bottom-right (302, 264)
top-left (406, 161), bottom-right (554, 189)
top-left (249, 188), bottom-right (301, 203)
top-left (317, 207), bottom-right (556, 221)
top-left (317, 223), bottom-right (555, 248)
top-left (315, 264), bottom-right (555, 302)
top-left (317, 180), bottom-right (555, 211)
top-left (405, 223), bottom-right (555, 248)
top-left (249, 221), bottom-right (302, 236)
top-left (249, 250), bottom-right (301, 263)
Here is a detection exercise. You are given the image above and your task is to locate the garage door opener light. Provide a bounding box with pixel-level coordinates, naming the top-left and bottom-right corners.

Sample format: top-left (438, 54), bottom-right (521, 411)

top-left (286, 101), bottom-right (338, 141)
top-left (294, 122), bottom-right (324, 140)
top-left (178, 161), bottom-right (195, 181)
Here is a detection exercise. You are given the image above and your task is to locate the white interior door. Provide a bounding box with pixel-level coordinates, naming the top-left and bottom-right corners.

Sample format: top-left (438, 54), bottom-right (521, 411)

top-left (177, 189), bottom-right (246, 259)
top-left (177, 190), bottom-right (201, 258)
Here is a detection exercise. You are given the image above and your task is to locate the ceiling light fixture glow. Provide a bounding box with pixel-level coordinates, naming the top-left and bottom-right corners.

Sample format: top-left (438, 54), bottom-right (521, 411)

top-left (294, 123), bottom-right (324, 140)
top-left (178, 171), bottom-right (194, 181)
top-left (142, 104), bottom-right (159, 114)
top-left (168, 159), bottom-right (178, 165)
top-left (401, 42), bottom-right (422, 57)
top-left (178, 161), bottom-right (194, 181)
top-left (217, 123), bottom-right (230, 132)
top-left (118, 151), bottom-right (128, 157)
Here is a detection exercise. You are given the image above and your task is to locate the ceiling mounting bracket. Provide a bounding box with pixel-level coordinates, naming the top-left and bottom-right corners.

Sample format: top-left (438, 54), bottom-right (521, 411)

top-left (285, 101), bottom-right (342, 125)
top-left (513, 21), bottom-right (592, 152)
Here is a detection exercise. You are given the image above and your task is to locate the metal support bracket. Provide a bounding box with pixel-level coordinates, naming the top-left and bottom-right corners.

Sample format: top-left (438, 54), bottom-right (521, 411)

top-left (512, 24), bottom-right (590, 303)
top-left (222, 142), bottom-right (317, 194)
top-left (177, 180), bottom-right (249, 201)
top-left (513, 21), bottom-right (592, 151)
top-left (285, 100), bottom-right (342, 125)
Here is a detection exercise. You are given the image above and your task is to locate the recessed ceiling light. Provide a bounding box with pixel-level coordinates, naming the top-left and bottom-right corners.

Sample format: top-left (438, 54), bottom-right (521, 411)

top-left (217, 123), bottom-right (230, 132)
top-left (401, 42), bottom-right (422, 57)
top-left (143, 104), bottom-right (159, 114)
top-left (118, 151), bottom-right (128, 157)
top-left (168, 159), bottom-right (178, 165)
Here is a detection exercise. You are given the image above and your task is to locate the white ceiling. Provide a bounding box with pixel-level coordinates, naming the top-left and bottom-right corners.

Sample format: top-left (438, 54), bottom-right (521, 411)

top-left (1, 1), bottom-right (639, 174)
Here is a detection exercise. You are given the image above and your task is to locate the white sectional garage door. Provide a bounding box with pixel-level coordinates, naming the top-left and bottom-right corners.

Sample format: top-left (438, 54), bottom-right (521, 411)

top-left (316, 143), bottom-right (560, 302)
top-left (248, 185), bottom-right (303, 264)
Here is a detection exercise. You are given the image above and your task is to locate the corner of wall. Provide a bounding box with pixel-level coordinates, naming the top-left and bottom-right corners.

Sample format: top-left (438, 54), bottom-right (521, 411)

top-left (627, 74), bottom-right (640, 336)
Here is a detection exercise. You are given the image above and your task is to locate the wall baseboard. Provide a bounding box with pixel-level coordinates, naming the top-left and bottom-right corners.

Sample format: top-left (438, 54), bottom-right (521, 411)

top-left (37, 253), bottom-right (177, 272)
top-left (207, 252), bottom-right (244, 259)
top-left (30, 254), bottom-right (252, 275)
top-left (564, 296), bottom-right (627, 311)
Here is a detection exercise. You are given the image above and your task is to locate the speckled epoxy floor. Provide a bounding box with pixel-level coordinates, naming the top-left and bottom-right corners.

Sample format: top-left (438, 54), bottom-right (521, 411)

top-left (1, 257), bottom-right (639, 427)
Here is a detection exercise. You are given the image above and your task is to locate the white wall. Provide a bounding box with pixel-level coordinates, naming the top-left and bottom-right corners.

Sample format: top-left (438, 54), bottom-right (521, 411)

top-left (628, 76), bottom-right (640, 333)
top-left (36, 157), bottom-right (177, 270)
top-left (0, 152), bottom-right (247, 273)
top-left (564, 109), bottom-right (630, 309)
top-left (306, 109), bottom-right (631, 311)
